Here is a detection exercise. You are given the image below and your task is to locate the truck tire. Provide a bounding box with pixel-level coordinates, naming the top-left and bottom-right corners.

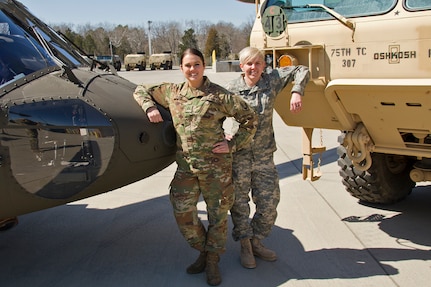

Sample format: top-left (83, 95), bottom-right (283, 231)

top-left (125, 64), bottom-right (131, 71)
top-left (164, 61), bottom-right (172, 70)
top-left (337, 134), bottom-right (415, 204)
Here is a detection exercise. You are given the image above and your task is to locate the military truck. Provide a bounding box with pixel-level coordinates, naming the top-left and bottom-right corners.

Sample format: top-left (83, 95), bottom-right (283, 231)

top-left (149, 51), bottom-right (173, 70)
top-left (124, 52), bottom-right (147, 71)
top-left (95, 55), bottom-right (122, 71)
top-left (238, 0), bottom-right (431, 204)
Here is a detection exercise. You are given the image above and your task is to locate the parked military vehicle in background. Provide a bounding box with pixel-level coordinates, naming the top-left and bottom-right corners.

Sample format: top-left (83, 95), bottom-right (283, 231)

top-left (238, 0), bottom-right (431, 204)
top-left (124, 53), bottom-right (147, 71)
top-left (149, 51), bottom-right (173, 70)
top-left (95, 55), bottom-right (122, 71)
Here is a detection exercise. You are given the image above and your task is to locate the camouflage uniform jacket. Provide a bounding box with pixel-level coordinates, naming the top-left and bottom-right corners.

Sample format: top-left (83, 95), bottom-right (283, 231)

top-left (225, 66), bottom-right (309, 156)
top-left (134, 76), bottom-right (257, 173)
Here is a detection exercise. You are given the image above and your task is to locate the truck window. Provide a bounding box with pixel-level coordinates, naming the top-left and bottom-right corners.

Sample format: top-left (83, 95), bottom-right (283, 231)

top-left (405, 0), bottom-right (431, 10)
top-left (266, 0), bottom-right (397, 23)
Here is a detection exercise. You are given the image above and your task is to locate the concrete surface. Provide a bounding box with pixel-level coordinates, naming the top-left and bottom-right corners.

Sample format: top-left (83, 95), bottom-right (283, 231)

top-left (1, 67), bottom-right (430, 287)
top-left (214, 61), bottom-right (241, 72)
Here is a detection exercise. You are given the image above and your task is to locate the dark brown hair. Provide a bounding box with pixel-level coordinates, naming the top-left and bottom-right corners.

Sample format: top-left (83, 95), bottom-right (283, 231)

top-left (180, 48), bottom-right (205, 66)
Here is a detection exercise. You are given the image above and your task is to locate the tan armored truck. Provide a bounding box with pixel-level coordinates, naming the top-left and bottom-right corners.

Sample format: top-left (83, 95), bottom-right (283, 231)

top-left (238, 0), bottom-right (431, 204)
top-left (149, 51), bottom-right (173, 70)
top-left (124, 53), bottom-right (147, 71)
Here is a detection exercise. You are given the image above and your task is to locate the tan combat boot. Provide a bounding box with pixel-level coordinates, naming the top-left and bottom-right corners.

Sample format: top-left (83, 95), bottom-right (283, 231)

top-left (240, 238), bottom-right (256, 269)
top-left (186, 251), bottom-right (207, 274)
top-left (206, 252), bottom-right (221, 286)
top-left (251, 237), bottom-right (277, 261)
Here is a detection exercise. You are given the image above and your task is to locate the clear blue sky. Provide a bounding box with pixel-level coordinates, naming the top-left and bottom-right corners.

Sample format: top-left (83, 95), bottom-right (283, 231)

top-left (19, 0), bottom-right (257, 28)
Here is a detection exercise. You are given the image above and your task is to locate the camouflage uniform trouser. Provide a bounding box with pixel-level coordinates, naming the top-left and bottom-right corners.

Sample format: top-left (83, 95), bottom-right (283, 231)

top-left (231, 149), bottom-right (280, 241)
top-left (170, 167), bottom-right (234, 254)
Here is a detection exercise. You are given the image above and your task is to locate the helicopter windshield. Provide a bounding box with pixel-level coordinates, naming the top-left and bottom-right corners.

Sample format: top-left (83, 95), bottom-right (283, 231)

top-left (0, 10), bottom-right (58, 87)
top-left (0, 2), bottom-right (93, 89)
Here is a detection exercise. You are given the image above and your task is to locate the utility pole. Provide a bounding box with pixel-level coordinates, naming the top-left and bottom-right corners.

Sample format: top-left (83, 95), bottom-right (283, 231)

top-left (109, 40), bottom-right (114, 59)
top-left (148, 21), bottom-right (152, 55)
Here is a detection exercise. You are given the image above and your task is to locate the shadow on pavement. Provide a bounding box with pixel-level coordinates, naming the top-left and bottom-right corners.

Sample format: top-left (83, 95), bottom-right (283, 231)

top-left (1, 189), bottom-right (430, 287)
top-left (359, 185), bottom-right (431, 248)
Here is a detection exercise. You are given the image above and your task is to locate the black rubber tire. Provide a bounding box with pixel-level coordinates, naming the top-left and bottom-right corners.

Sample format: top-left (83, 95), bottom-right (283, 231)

top-left (337, 136), bottom-right (415, 204)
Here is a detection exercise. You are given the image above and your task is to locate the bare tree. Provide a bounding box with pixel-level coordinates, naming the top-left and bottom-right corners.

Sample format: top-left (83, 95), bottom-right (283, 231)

top-left (127, 26), bottom-right (148, 53)
top-left (88, 27), bottom-right (110, 55)
top-left (151, 21), bottom-right (182, 55)
top-left (49, 18), bottom-right (254, 62)
top-left (184, 20), bottom-right (212, 51)
top-left (108, 25), bottom-right (129, 50)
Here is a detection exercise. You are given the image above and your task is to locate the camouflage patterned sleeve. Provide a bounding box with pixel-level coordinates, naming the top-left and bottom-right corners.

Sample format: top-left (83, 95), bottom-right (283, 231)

top-left (276, 65), bottom-right (310, 95)
top-left (291, 65), bottom-right (310, 95)
top-left (228, 94), bottom-right (257, 152)
top-left (133, 83), bottom-right (171, 112)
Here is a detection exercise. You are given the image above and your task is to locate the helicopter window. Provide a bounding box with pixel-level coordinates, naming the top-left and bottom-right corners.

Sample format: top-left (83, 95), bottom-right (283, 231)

top-left (33, 25), bottom-right (83, 67)
top-left (267, 0), bottom-right (397, 23)
top-left (0, 11), bottom-right (57, 88)
top-left (8, 99), bottom-right (112, 128)
top-left (5, 100), bottom-right (114, 199)
top-left (405, 0), bottom-right (431, 10)
top-left (0, 22), bottom-right (9, 34)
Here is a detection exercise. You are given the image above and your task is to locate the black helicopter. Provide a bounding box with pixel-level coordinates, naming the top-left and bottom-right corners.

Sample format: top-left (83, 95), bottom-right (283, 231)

top-left (0, 0), bottom-right (176, 230)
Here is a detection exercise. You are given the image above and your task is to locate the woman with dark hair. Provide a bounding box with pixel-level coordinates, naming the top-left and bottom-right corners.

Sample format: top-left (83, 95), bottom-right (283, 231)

top-left (133, 48), bottom-right (257, 286)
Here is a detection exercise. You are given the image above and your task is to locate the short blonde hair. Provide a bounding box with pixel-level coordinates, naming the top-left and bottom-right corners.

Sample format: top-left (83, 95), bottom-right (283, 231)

top-left (239, 46), bottom-right (264, 65)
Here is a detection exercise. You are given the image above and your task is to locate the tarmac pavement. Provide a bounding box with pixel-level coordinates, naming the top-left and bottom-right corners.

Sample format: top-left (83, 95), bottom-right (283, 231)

top-left (1, 67), bottom-right (430, 287)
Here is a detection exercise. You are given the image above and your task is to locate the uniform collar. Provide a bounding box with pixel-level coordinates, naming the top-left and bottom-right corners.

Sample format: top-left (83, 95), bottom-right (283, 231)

top-left (180, 76), bottom-right (211, 99)
top-left (237, 73), bottom-right (268, 93)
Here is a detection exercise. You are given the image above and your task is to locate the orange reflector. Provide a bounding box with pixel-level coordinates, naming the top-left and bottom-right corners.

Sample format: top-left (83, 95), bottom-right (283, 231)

top-left (278, 54), bottom-right (298, 67)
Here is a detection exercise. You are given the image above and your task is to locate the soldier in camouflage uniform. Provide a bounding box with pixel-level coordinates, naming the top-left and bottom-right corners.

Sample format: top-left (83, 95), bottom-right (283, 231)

top-left (225, 46), bottom-right (310, 269)
top-left (133, 48), bottom-right (257, 286)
